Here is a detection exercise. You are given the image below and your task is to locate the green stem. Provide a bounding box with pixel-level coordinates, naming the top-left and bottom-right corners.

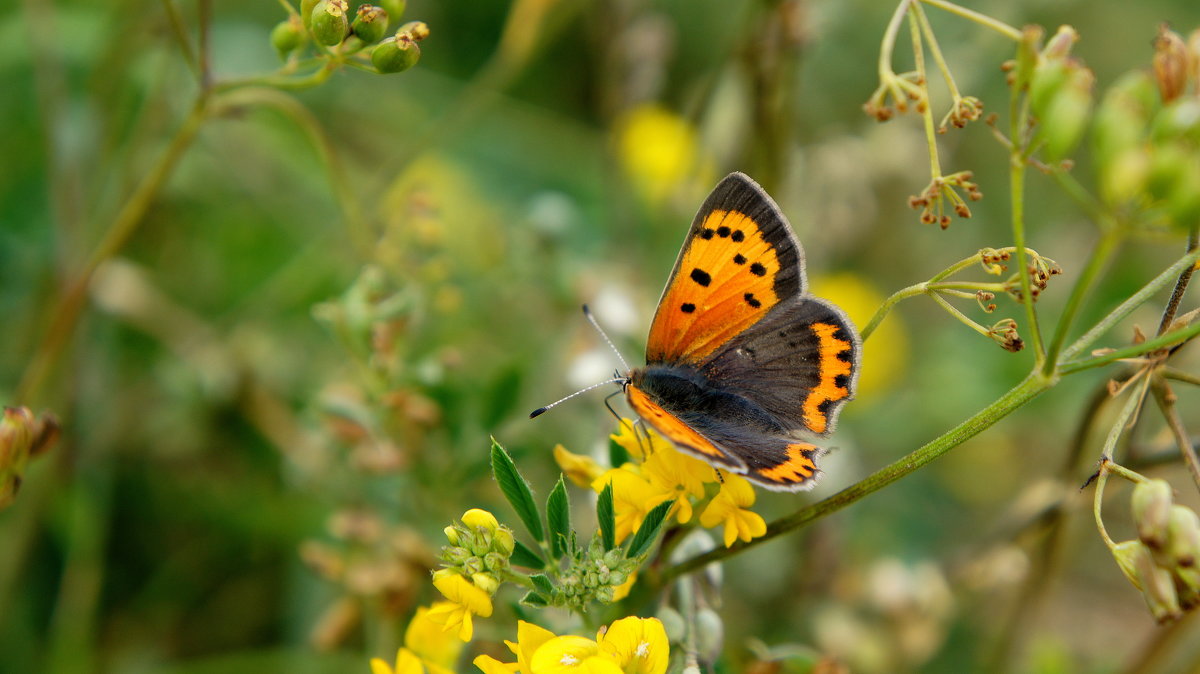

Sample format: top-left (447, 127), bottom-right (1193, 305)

top-left (878, 0), bottom-right (913, 80)
top-left (1061, 248), bottom-right (1200, 362)
top-left (1041, 229), bottom-right (1122, 376)
top-left (1093, 466), bottom-right (1116, 549)
top-left (16, 96), bottom-right (210, 405)
top-left (912, 2), bottom-right (961, 101)
top-left (1156, 228), bottom-right (1199, 336)
top-left (1009, 146), bottom-right (1046, 363)
top-left (860, 282), bottom-right (926, 341)
top-left (1150, 381), bottom-right (1200, 495)
top-left (909, 12), bottom-right (943, 181)
top-left (930, 291), bottom-right (989, 336)
top-left (1060, 320), bottom-right (1200, 375)
top-left (1162, 368), bottom-right (1200, 387)
top-left (918, 0), bottom-right (1022, 40)
top-left (661, 373), bottom-right (1052, 582)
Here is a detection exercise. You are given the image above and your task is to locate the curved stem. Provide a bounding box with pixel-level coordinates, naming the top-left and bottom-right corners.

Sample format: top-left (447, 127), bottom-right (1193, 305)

top-left (1060, 321), bottom-right (1200, 375)
top-left (1042, 229), bottom-right (1122, 375)
top-left (918, 0), bottom-right (1022, 41)
top-left (860, 282), bottom-right (926, 341)
top-left (661, 373), bottom-right (1051, 582)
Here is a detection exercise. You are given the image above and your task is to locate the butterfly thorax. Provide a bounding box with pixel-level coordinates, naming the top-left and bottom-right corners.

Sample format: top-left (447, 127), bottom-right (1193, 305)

top-left (627, 364), bottom-right (786, 436)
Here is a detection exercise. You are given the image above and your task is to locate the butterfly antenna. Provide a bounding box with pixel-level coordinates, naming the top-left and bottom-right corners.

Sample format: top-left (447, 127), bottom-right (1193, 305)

top-left (582, 304), bottom-right (632, 375)
top-left (529, 377), bottom-right (626, 419)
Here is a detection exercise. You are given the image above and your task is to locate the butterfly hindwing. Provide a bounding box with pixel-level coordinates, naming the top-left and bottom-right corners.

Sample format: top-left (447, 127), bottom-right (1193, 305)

top-left (646, 173), bottom-right (805, 365)
top-left (701, 295), bottom-right (860, 437)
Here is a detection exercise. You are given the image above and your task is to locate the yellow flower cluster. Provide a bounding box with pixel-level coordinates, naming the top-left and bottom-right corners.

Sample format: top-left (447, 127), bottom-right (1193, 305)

top-left (474, 616), bottom-right (668, 674)
top-left (557, 421), bottom-right (767, 548)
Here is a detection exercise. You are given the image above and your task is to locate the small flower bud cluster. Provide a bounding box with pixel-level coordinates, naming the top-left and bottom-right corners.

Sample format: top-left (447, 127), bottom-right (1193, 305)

top-left (270, 1), bottom-right (427, 75)
top-left (1003, 253), bottom-right (1063, 304)
top-left (550, 538), bottom-right (640, 608)
top-left (987, 318), bottom-right (1024, 353)
top-left (1112, 479), bottom-right (1200, 623)
top-left (439, 509), bottom-right (514, 596)
top-left (0, 406), bottom-right (59, 510)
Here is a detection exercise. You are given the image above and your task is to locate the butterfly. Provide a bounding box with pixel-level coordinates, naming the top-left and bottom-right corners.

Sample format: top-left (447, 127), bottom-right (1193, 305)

top-left (622, 172), bottom-right (861, 491)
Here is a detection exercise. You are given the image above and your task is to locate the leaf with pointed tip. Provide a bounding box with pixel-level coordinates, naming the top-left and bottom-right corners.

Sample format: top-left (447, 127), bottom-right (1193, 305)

top-left (520, 591), bottom-right (549, 607)
top-left (597, 483), bottom-right (616, 550)
top-left (511, 540), bottom-right (546, 569)
top-left (626, 499), bottom-right (674, 559)
top-left (547, 476), bottom-right (570, 559)
top-left (531, 573), bottom-right (555, 598)
top-left (490, 438), bottom-right (544, 542)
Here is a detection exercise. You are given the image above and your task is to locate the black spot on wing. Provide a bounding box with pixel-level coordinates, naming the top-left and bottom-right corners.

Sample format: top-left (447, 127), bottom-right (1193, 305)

top-left (681, 303), bottom-right (696, 313)
top-left (690, 268), bottom-right (712, 287)
top-left (733, 253), bottom-right (747, 265)
top-left (744, 293), bottom-right (762, 308)
top-left (731, 229), bottom-right (745, 242)
top-left (750, 262), bottom-right (766, 277)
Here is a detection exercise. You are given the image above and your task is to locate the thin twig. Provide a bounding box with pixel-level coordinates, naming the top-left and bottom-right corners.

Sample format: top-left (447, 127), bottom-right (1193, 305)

top-left (1150, 380), bottom-right (1200, 495)
top-left (1156, 228), bottom-right (1199, 336)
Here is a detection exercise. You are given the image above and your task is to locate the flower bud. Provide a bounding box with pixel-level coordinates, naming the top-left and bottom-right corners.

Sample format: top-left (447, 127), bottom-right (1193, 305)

top-left (1135, 539), bottom-right (1183, 623)
top-left (1133, 479), bottom-right (1174, 550)
top-left (462, 508), bottom-right (499, 532)
top-left (372, 33), bottom-right (420, 73)
top-left (379, 0), bottom-right (407, 25)
top-left (463, 556), bottom-right (484, 576)
top-left (603, 549), bottom-right (623, 569)
top-left (442, 546), bottom-right (470, 564)
top-left (472, 572), bottom-right (500, 595)
top-left (656, 607), bottom-right (686, 642)
top-left (1153, 24), bottom-right (1190, 104)
top-left (607, 570), bottom-right (626, 586)
top-left (1166, 505), bottom-right (1200, 569)
top-left (311, 0), bottom-right (350, 46)
top-left (595, 586), bottom-right (614, 603)
top-left (1113, 540), bottom-right (1146, 589)
top-left (444, 525), bottom-right (460, 545)
top-left (352, 5), bottom-right (389, 44)
top-left (695, 608), bottom-right (725, 663)
top-left (270, 16), bottom-right (305, 58)
top-left (397, 21), bottom-right (430, 42)
top-left (493, 527), bottom-right (515, 556)
top-left (483, 552), bottom-right (507, 572)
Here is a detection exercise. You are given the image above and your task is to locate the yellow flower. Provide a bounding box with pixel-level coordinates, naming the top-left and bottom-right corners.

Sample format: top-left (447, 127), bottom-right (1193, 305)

top-left (472, 655), bottom-right (518, 674)
top-left (507, 620), bottom-right (557, 672)
top-left (615, 104), bottom-right (712, 205)
top-left (427, 573), bottom-right (494, 641)
top-left (597, 617), bottom-right (669, 674)
top-left (554, 444), bottom-right (606, 488)
top-left (809, 273), bottom-right (907, 400)
top-left (462, 508), bottom-right (500, 532)
top-left (593, 467), bottom-right (657, 544)
top-left (403, 605), bottom-right (463, 673)
top-left (371, 647), bottom-right (424, 674)
top-left (699, 475), bottom-right (767, 547)
top-left (640, 446), bottom-right (713, 523)
top-left (530, 635), bottom-right (624, 674)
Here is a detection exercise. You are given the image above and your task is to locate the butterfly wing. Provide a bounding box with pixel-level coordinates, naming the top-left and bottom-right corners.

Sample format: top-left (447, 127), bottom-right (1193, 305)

top-left (646, 173), bottom-right (805, 365)
top-left (701, 295), bottom-right (860, 437)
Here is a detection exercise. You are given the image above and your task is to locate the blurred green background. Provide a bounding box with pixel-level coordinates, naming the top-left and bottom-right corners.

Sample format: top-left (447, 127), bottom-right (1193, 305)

top-left (5, 0), bottom-right (1200, 672)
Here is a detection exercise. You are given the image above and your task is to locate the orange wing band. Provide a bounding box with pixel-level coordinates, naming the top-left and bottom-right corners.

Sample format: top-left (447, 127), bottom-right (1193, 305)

top-left (626, 384), bottom-right (734, 463)
top-left (647, 209), bottom-right (781, 363)
top-left (801, 322), bottom-right (854, 434)
top-left (753, 443), bottom-right (819, 485)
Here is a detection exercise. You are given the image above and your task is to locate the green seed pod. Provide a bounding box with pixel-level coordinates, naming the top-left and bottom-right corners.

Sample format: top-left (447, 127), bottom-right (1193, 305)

top-left (1100, 147), bottom-right (1151, 206)
top-left (270, 16), bottom-right (305, 58)
top-left (372, 34), bottom-right (420, 73)
top-left (1151, 99), bottom-right (1200, 146)
top-left (352, 5), bottom-right (389, 44)
top-left (311, 0), bottom-right (350, 46)
top-left (0, 407), bottom-right (35, 510)
top-left (1029, 59), bottom-right (1070, 115)
top-left (1037, 68), bottom-right (1094, 161)
top-left (656, 607), bottom-right (686, 642)
top-left (379, 0), bottom-right (407, 26)
top-left (1092, 71), bottom-right (1156, 168)
top-left (1133, 479), bottom-right (1175, 550)
top-left (1153, 24), bottom-right (1189, 104)
top-left (397, 20), bottom-right (430, 42)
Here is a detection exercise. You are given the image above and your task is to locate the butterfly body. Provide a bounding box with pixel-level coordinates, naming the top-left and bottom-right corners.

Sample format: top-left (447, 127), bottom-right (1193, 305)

top-left (624, 173), bottom-right (861, 491)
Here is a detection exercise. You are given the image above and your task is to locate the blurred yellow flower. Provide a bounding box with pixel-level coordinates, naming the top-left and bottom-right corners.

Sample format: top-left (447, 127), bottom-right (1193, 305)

top-left (553, 444), bottom-right (606, 488)
top-left (615, 104), bottom-right (709, 204)
top-left (472, 655), bottom-right (518, 673)
top-left (609, 422), bottom-right (662, 463)
top-left (809, 273), bottom-right (907, 400)
top-left (640, 446), bottom-right (712, 523)
top-left (610, 572), bottom-right (637, 602)
top-left (371, 647), bottom-right (425, 674)
top-left (699, 474), bottom-right (767, 547)
top-left (403, 605), bottom-right (463, 673)
top-left (428, 572), bottom-right (494, 641)
top-left (592, 467), bottom-right (657, 544)
top-left (530, 635), bottom-right (623, 673)
top-left (597, 617), bottom-right (669, 674)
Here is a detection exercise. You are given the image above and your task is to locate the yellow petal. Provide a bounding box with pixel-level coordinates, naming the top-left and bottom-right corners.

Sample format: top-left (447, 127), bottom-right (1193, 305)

top-left (554, 444), bottom-right (606, 488)
top-left (462, 508), bottom-right (500, 532)
top-left (433, 574), bottom-right (494, 617)
top-left (370, 657), bottom-right (395, 674)
top-left (598, 617), bottom-right (669, 674)
top-left (473, 654), bottom-right (518, 673)
top-left (405, 605), bottom-right (464, 668)
top-left (530, 636), bottom-right (623, 673)
top-left (514, 620), bottom-right (557, 671)
top-left (394, 648), bottom-right (425, 674)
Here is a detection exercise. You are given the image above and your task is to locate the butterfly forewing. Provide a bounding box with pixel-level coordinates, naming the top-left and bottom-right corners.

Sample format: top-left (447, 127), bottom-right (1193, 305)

top-left (645, 173), bottom-right (805, 365)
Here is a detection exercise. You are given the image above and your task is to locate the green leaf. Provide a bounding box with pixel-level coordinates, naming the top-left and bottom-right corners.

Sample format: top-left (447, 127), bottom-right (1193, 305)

top-left (490, 438), bottom-right (544, 542)
top-left (597, 483), bottom-right (616, 550)
top-left (531, 573), bottom-right (555, 597)
top-left (626, 499), bottom-right (674, 558)
top-left (608, 436), bottom-right (630, 467)
top-left (520, 591), bottom-right (549, 607)
top-left (546, 475), bottom-right (571, 559)
top-left (511, 540), bottom-right (546, 569)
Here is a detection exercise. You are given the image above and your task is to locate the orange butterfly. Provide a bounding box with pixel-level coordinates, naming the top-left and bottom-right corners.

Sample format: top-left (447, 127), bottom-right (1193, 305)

top-left (539, 173), bottom-right (861, 491)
